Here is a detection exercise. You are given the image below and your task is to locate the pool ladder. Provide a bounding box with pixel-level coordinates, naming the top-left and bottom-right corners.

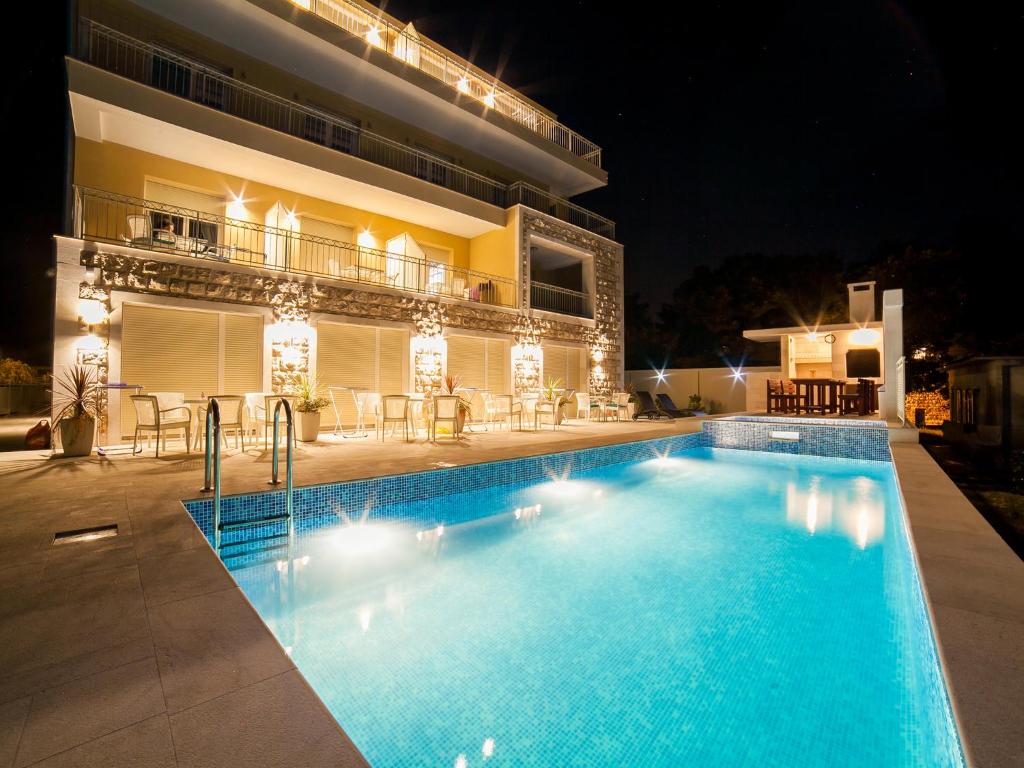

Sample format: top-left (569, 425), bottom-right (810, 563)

top-left (202, 397), bottom-right (295, 549)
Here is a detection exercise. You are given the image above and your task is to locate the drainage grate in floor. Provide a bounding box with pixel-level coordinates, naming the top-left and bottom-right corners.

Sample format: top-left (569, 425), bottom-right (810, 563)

top-left (53, 524), bottom-right (119, 545)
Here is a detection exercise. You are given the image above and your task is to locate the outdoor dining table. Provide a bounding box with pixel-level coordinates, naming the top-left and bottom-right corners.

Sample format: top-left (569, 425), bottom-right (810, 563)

top-left (790, 378), bottom-right (845, 415)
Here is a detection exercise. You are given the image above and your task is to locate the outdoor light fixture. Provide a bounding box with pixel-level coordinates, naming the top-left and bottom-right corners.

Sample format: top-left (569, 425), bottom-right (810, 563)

top-left (654, 367), bottom-right (667, 384)
top-left (591, 348), bottom-right (604, 363)
top-left (77, 299), bottom-right (107, 327)
top-left (482, 91), bottom-right (496, 109)
top-left (849, 328), bottom-right (881, 345)
top-left (75, 333), bottom-right (104, 353)
top-left (226, 194), bottom-right (247, 219)
top-left (806, 332), bottom-right (818, 341)
top-left (457, 77), bottom-right (470, 95)
top-left (357, 229), bottom-right (377, 250)
top-left (365, 27), bottom-right (383, 47)
top-left (81, 254), bottom-right (98, 284)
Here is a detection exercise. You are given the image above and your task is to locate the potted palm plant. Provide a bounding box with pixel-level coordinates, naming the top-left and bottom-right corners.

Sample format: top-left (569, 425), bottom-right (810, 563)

top-left (293, 374), bottom-right (329, 442)
top-left (441, 373), bottom-right (472, 434)
top-left (542, 376), bottom-right (570, 425)
top-left (52, 365), bottom-right (98, 457)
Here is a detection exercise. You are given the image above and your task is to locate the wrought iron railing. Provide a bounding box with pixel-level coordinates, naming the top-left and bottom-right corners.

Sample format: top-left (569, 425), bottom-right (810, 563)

top-left (530, 281), bottom-right (591, 318)
top-left (74, 186), bottom-right (517, 308)
top-left (76, 20), bottom-right (615, 240)
top-left (291, 0), bottom-right (602, 167)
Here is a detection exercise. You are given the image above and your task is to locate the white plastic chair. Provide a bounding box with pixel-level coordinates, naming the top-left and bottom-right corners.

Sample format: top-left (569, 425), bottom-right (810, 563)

top-left (262, 394), bottom-right (297, 448)
top-left (195, 395), bottom-right (245, 450)
top-left (124, 214), bottom-right (151, 246)
top-left (430, 395), bottom-right (461, 441)
top-left (130, 394), bottom-right (190, 457)
top-left (379, 395), bottom-right (412, 441)
top-left (492, 394), bottom-right (522, 431)
top-left (535, 399), bottom-right (559, 430)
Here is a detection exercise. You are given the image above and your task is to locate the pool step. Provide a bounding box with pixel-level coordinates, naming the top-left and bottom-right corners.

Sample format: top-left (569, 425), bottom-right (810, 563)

top-left (218, 513), bottom-right (291, 532)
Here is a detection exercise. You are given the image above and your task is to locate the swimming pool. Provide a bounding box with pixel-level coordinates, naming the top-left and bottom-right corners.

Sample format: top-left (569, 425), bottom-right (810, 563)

top-left (186, 436), bottom-right (965, 767)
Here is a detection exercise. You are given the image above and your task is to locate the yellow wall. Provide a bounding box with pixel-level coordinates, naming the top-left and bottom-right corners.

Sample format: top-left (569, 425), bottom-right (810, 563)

top-left (469, 207), bottom-right (517, 279)
top-left (75, 138), bottom-right (482, 269)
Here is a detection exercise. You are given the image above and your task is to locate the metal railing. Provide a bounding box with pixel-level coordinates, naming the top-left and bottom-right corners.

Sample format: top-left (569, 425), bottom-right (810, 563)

top-left (508, 183), bottom-right (616, 240)
top-left (530, 281), bottom-right (592, 318)
top-left (74, 186), bottom-right (518, 308)
top-left (201, 398), bottom-right (224, 548)
top-left (77, 20), bottom-right (614, 239)
top-left (895, 356), bottom-right (906, 425)
top-left (292, 0), bottom-right (602, 167)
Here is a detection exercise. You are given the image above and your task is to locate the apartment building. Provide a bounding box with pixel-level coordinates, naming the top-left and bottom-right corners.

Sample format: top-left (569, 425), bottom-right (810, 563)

top-left (54, 0), bottom-right (623, 440)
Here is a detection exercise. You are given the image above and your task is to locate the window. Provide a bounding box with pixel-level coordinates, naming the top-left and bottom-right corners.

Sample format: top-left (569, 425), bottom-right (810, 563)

top-left (297, 216), bottom-right (355, 277)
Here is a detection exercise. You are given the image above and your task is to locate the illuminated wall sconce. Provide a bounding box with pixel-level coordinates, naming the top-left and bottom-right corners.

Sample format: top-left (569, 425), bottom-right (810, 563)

top-left (75, 333), bottom-right (104, 353)
top-left (591, 348), bottom-right (604, 364)
top-left (849, 327), bottom-right (881, 346)
top-left (77, 299), bottom-right (108, 327)
top-left (365, 27), bottom-right (383, 48)
top-left (357, 229), bottom-right (377, 250)
top-left (226, 193), bottom-right (247, 220)
top-left (456, 77), bottom-right (471, 95)
top-left (269, 320), bottom-right (314, 345)
top-left (482, 91), bottom-right (496, 109)
top-left (81, 254), bottom-right (98, 284)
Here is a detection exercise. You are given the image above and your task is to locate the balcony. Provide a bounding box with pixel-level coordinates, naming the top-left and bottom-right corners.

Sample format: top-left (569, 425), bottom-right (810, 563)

top-left (530, 282), bottom-right (592, 319)
top-left (74, 186), bottom-right (517, 308)
top-left (289, 0), bottom-right (601, 168)
top-left (76, 21), bottom-right (616, 240)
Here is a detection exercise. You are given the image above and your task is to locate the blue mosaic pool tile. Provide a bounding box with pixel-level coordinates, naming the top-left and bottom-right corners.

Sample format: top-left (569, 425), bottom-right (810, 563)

top-left (703, 417), bottom-right (891, 461)
top-left (185, 432), bottom-right (705, 540)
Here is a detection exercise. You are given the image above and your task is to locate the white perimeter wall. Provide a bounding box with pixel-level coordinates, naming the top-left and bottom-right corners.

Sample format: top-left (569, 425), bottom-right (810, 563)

top-left (625, 367), bottom-right (780, 414)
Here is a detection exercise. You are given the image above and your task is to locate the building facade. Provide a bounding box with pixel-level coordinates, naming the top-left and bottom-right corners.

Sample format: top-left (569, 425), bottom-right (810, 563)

top-left (54, 0), bottom-right (623, 440)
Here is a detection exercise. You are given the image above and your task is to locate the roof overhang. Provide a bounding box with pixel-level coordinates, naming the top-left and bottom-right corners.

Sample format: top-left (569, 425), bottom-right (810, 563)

top-left (68, 59), bottom-right (505, 239)
top-left (743, 320), bottom-right (884, 343)
top-left (123, 0), bottom-right (607, 196)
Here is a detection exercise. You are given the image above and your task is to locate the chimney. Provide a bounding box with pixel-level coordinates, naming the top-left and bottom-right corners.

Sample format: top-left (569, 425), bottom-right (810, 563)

top-left (847, 281), bottom-right (876, 324)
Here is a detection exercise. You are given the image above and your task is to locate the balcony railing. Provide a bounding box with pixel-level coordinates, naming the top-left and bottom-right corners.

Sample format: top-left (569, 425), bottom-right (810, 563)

top-left (74, 186), bottom-right (517, 308)
top-left (291, 0), bottom-right (602, 167)
top-left (509, 183), bottom-right (615, 240)
top-left (530, 282), bottom-right (592, 318)
top-left (77, 21), bottom-right (615, 240)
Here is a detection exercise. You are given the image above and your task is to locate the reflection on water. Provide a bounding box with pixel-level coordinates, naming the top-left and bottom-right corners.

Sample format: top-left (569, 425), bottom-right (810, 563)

top-left (785, 474), bottom-right (885, 548)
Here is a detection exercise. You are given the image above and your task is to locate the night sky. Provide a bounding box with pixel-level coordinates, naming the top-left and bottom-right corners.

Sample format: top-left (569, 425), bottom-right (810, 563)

top-left (2, 1), bottom-right (1022, 364)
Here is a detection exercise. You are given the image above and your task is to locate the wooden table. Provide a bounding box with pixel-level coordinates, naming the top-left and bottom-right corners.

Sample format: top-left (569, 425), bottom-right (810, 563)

top-left (790, 378), bottom-right (845, 415)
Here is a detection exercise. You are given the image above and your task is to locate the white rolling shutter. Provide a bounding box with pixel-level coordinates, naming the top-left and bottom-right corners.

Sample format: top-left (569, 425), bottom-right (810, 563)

top-left (317, 321), bottom-right (408, 426)
top-left (446, 335), bottom-right (508, 393)
top-left (120, 304), bottom-right (262, 437)
top-left (542, 343), bottom-right (583, 391)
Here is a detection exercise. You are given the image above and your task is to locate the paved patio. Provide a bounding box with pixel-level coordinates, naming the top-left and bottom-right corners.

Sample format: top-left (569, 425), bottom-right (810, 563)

top-left (0, 417), bottom-right (1020, 767)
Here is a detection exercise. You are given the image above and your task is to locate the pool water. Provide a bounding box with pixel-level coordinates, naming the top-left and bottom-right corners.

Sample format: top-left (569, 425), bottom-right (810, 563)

top-left (220, 447), bottom-right (964, 767)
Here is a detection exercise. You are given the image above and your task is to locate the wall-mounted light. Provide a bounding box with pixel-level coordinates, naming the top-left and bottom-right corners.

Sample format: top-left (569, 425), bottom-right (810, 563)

top-left (482, 91), bottom-right (496, 109)
top-left (806, 331), bottom-right (818, 341)
top-left (77, 299), bottom-right (108, 327)
top-left (456, 77), bottom-right (470, 95)
top-left (365, 27), bottom-right (383, 47)
top-left (76, 333), bottom-right (104, 353)
top-left (654, 367), bottom-right (667, 384)
top-left (226, 194), bottom-right (247, 220)
top-left (81, 254), bottom-right (98, 284)
top-left (357, 229), bottom-right (377, 250)
top-left (591, 348), bottom-right (604, 363)
top-left (849, 327), bottom-right (881, 346)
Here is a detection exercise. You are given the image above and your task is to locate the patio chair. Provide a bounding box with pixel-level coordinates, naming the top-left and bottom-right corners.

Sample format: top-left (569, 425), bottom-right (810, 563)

top-left (379, 395), bottom-right (412, 442)
top-left (767, 379), bottom-right (797, 414)
top-left (535, 399), bottom-right (560, 430)
top-left (123, 214), bottom-right (152, 247)
top-left (575, 392), bottom-right (601, 422)
top-left (130, 394), bottom-right (191, 457)
top-left (430, 395), bottom-right (461, 441)
top-left (655, 393), bottom-right (692, 418)
top-left (491, 394), bottom-right (522, 431)
top-left (604, 392), bottom-right (631, 421)
top-left (262, 395), bottom-right (298, 448)
top-left (194, 395), bottom-right (245, 450)
top-left (632, 391), bottom-right (670, 420)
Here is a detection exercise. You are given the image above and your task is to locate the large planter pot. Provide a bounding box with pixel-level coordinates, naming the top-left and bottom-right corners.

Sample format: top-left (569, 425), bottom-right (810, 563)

top-left (59, 415), bottom-right (95, 457)
top-left (296, 410), bottom-right (321, 442)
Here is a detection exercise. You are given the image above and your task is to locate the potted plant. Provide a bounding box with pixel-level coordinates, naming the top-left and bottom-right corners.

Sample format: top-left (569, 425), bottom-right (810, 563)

top-left (441, 374), bottom-right (472, 434)
top-left (52, 366), bottom-right (98, 457)
top-left (293, 374), bottom-right (329, 442)
top-left (687, 393), bottom-right (707, 416)
top-left (542, 376), bottom-right (571, 425)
